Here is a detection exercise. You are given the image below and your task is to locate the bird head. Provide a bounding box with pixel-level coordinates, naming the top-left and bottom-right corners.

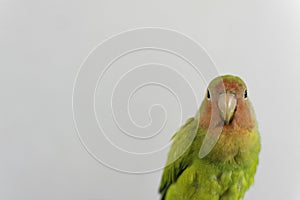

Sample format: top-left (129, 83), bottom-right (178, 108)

top-left (199, 75), bottom-right (256, 130)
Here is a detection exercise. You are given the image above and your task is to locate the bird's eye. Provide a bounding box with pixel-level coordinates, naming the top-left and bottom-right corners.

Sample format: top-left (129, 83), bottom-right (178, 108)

top-left (244, 89), bottom-right (248, 99)
top-left (207, 89), bottom-right (211, 100)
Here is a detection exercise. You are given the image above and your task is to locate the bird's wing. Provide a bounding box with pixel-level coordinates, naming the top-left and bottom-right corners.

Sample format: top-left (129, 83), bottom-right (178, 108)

top-left (159, 116), bottom-right (199, 200)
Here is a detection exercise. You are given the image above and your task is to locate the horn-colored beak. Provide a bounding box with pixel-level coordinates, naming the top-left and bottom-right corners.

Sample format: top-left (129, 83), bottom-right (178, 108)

top-left (218, 93), bottom-right (237, 124)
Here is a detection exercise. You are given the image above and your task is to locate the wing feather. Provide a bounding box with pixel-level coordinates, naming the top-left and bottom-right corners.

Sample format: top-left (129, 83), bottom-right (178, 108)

top-left (159, 117), bottom-right (198, 199)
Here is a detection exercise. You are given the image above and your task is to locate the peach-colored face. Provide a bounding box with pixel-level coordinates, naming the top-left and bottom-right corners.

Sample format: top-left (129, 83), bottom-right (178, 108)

top-left (199, 77), bottom-right (256, 131)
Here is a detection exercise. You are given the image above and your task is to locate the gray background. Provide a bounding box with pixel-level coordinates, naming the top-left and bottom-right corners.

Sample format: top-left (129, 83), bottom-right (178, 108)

top-left (1, 0), bottom-right (300, 199)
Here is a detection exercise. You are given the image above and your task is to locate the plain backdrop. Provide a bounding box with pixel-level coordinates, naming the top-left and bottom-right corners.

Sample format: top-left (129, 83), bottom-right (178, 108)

top-left (1, 0), bottom-right (300, 199)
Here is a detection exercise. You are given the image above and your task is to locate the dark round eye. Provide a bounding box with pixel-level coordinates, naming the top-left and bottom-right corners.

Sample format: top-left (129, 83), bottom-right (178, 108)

top-left (207, 89), bottom-right (211, 100)
top-left (244, 89), bottom-right (248, 99)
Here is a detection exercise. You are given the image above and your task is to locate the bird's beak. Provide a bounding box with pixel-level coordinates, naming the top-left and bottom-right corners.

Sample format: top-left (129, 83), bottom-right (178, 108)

top-left (218, 93), bottom-right (237, 124)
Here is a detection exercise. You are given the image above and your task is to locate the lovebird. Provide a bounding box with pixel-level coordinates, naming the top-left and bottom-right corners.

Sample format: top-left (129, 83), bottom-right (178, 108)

top-left (159, 75), bottom-right (260, 200)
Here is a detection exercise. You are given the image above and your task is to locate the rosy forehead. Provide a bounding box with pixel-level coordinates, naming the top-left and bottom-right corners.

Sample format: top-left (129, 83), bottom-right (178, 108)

top-left (211, 80), bottom-right (245, 94)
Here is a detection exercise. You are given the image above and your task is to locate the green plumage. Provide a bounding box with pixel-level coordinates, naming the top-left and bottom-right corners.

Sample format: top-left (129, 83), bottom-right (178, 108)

top-left (159, 75), bottom-right (261, 200)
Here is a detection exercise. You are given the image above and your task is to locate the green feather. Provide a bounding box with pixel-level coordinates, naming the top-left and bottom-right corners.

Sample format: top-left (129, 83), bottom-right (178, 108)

top-left (159, 119), bottom-right (260, 200)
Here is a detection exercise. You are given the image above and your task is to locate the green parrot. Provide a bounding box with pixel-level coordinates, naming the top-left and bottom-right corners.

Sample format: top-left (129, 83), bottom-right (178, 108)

top-left (159, 75), bottom-right (260, 200)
